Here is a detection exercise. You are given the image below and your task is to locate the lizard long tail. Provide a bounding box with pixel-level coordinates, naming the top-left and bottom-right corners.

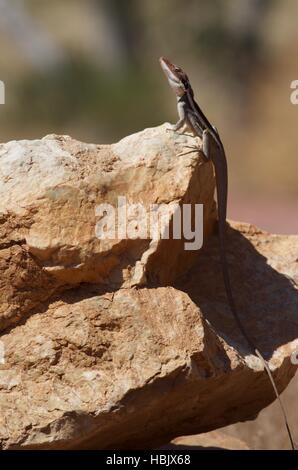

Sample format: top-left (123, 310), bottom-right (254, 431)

top-left (216, 182), bottom-right (295, 450)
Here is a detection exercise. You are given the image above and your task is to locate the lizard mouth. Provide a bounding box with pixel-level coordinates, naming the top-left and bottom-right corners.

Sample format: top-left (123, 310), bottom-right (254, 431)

top-left (159, 57), bottom-right (181, 85)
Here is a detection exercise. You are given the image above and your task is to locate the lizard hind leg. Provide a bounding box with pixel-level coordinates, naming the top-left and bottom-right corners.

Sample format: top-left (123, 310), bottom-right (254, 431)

top-left (176, 146), bottom-right (199, 158)
top-left (176, 129), bottom-right (212, 161)
top-left (201, 128), bottom-right (212, 162)
top-left (176, 129), bottom-right (213, 160)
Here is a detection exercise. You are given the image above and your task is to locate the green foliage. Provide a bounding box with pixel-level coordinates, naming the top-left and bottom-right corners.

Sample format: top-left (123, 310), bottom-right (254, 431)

top-left (13, 59), bottom-right (161, 140)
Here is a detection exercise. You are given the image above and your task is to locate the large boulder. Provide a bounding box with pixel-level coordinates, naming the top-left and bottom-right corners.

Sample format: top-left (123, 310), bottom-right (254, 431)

top-left (0, 124), bottom-right (215, 331)
top-left (0, 125), bottom-right (297, 449)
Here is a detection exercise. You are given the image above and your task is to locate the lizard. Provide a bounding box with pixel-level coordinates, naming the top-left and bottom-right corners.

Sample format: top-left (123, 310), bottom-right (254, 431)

top-left (159, 56), bottom-right (295, 450)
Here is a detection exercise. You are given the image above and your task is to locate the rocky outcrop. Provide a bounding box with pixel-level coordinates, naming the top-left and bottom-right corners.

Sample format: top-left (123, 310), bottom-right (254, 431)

top-left (0, 125), bottom-right (215, 331)
top-left (0, 125), bottom-right (297, 449)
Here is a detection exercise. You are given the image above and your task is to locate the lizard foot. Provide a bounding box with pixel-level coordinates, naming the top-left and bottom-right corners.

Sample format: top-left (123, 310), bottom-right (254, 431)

top-left (166, 127), bottom-right (184, 135)
top-left (176, 145), bottom-right (199, 157)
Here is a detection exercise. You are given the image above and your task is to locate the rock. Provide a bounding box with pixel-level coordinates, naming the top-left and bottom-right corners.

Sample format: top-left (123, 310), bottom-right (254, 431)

top-left (0, 125), bottom-right (215, 331)
top-left (161, 430), bottom-right (250, 450)
top-left (0, 127), bottom-right (297, 449)
top-left (0, 225), bottom-right (297, 450)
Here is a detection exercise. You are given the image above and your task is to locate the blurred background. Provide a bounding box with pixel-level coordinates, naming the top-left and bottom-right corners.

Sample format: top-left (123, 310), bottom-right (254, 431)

top-left (0, 0), bottom-right (297, 449)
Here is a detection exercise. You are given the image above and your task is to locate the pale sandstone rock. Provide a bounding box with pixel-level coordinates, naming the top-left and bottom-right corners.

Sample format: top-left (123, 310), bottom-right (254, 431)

top-left (0, 223), bottom-right (296, 449)
top-left (0, 128), bottom-right (297, 450)
top-left (0, 125), bottom-right (215, 330)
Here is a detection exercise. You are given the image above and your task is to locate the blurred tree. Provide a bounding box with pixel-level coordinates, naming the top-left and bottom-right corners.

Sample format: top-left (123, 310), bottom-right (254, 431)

top-left (192, 0), bottom-right (273, 86)
top-left (0, 0), bottom-right (66, 71)
top-left (90, 0), bottom-right (143, 70)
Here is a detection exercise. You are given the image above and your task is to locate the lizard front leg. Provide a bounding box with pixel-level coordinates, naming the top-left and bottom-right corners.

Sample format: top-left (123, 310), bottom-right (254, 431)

top-left (169, 100), bottom-right (200, 156)
top-left (167, 98), bottom-right (188, 133)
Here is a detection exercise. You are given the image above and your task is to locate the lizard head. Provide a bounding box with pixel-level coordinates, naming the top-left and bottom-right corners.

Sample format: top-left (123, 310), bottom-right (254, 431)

top-left (159, 56), bottom-right (190, 97)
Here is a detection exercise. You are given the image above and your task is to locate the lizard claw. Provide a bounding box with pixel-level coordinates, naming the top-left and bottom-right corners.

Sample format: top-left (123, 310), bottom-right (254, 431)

top-left (166, 126), bottom-right (181, 134)
top-left (176, 145), bottom-right (199, 157)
